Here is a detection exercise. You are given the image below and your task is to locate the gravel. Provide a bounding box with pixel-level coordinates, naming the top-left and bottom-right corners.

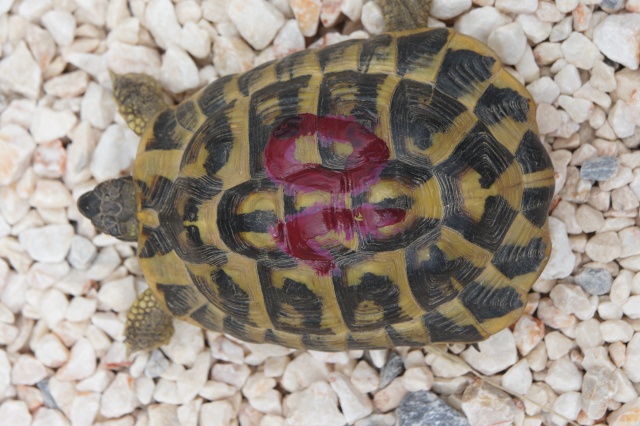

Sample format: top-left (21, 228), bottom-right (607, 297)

top-left (1, 1), bottom-right (640, 425)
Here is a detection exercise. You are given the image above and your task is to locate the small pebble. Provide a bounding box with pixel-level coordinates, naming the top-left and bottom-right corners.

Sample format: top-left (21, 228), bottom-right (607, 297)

top-left (228, 0), bottom-right (285, 50)
top-left (575, 268), bottom-right (614, 295)
top-left (461, 380), bottom-right (517, 426)
top-left (397, 391), bottom-right (469, 426)
top-left (284, 381), bottom-right (346, 425)
top-left (581, 156), bottom-right (619, 181)
top-left (378, 352), bottom-right (404, 389)
top-left (561, 32), bottom-right (601, 70)
top-left (593, 13), bottom-right (640, 70)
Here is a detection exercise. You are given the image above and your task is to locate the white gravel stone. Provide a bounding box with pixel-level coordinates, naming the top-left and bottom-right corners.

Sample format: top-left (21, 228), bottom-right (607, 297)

top-left (180, 22), bottom-right (212, 59)
top-left (555, 64), bottom-right (582, 94)
top-left (19, 224), bottom-right (74, 263)
top-left (575, 318), bottom-right (604, 350)
top-left (56, 338), bottom-right (96, 381)
top-left (461, 381), bottom-right (517, 426)
top-left (401, 367), bottom-right (434, 393)
top-left (576, 204), bottom-right (605, 233)
top-left (213, 36), bottom-right (257, 76)
top-left (30, 106), bottom-right (78, 144)
top-left (242, 372), bottom-right (282, 415)
top-left (281, 352), bottom-right (330, 392)
top-left (200, 400), bottom-right (236, 426)
top-left (593, 13), bottom-right (640, 70)
top-left (41, 10), bottom-right (75, 46)
top-left (33, 333), bottom-right (69, 368)
top-left (558, 95), bottom-right (593, 123)
top-left (144, 0), bottom-right (182, 50)
top-left (160, 47), bottom-right (200, 94)
top-left (541, 217), bottom-right (574, 279)
top-left (513, 315), bottom-right (545, 356)
top-left (551, 391), bottom-right (582, 425)
top-left (591, 60), bottom-right (617, 92)
top-left (501, 359), bottom-right (532, 395)
top-left (176, 352), bottom-right (211, 404)
top-left (495, 0), bottom-right (537, 13)
top-left (561, 32), bottom-right (601, 70)
top-left (341, 0), bottom-right (362, 21)
top-left (198, 381), bottom-right (237, 401)
top-left (527, 76), bottom-right (560, 105)
top-left (461, 329), bottom-right (517, 375)
top-left (327, 372), bottom-right (372, 423)
top-left (0, 42), bottom-right (42, 99)
top-left (80, 83), bottom-right (117, 131)
top-left (550, 16), bottom-right (573, 42)
top-left (454, 7), bottom-right (511, 44)
top-left (284, 381), bottom-right (346, 425)
top-left (608, 100), bottom-right (636, 139)
top-left (11, 355), bottom-right (47, 385)
top-left (360, 0), bottom-right (384, 34)
top-left (556, 0), bottom-right (578, 12)
top-left (487, 23), bottom-right (527, 65)
top-left (350, 360), bottom-right (380, 394)
top-left (372, 377), bottom-right (407, 412)
top-left (67, 235), bottom-right (97, 270)
top-left (545, 331), bottom-right (577, 360)
top-left (545, 356), bottom-right (583, 393)
top-left (516, 14), bottom-right (552, 44)
top-left (228, 0), bottom-right (284, 50)
top-left (100, 373), bottom-right (139, 418)
top-left (273, 19), bottom-right (305, 59)
top-left (0, 125), bottom-right (36, 186)
top-left (430, 0), bottom-right (472, 20)
top-left (0, 400), bottom-right (32, 426)
top-left (534, 42), bottom-right (563, 65)
top-left (290, 0), bottom-right (321, 37)
top-left (90, 124), bottom-right (138, 182)
top-left (585, 232), bottom-right (622, 264)
top-left (210, 362), bottom-right (251, 389)
top-left (30, 179), bottom-right (72, 209)
top-left (162, 320), bottom-right (204, 367)
top-left (601, 320), bottom-right (634, 342)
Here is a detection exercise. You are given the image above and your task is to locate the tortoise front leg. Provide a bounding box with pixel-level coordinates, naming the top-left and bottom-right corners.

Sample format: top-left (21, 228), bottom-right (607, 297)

top-left (125, 289), bottom-right (175, 355)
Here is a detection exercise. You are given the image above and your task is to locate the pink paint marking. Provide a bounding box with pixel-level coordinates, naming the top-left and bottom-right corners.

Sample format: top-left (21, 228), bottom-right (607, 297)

top-left (264, 114), bottom-right (406, 274)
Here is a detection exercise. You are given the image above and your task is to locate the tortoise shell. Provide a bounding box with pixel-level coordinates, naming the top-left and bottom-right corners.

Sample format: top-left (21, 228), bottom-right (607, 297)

top-left (132, 27), bottom-right (555, 351)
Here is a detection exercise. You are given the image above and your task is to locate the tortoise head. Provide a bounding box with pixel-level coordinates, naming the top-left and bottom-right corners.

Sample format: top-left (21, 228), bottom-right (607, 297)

top-left (78, 176), bottom-right (139, 242)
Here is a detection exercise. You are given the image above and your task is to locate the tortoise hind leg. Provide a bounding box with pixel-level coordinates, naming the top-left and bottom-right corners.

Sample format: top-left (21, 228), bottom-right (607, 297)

top-left (109, 71), bottom-right (170, 136)
top-left (376, 0), bottom-right (431, 32)
top-left (125, 289), bottom-right (175, 355)
top-left (77, 177), bottom-right (139, 242)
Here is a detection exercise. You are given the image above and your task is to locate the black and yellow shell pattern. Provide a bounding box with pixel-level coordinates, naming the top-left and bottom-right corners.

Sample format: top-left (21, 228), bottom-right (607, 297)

top-left (132, 27), bottom-right (555, 351)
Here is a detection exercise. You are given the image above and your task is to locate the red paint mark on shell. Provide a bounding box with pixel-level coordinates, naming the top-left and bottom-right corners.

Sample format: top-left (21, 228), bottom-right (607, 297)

top-left (265, 114), bottom-right (405, 274)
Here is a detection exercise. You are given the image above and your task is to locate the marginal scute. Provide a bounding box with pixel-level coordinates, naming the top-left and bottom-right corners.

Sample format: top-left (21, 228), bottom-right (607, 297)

top-left (422, 311), bottom-right (484, 343)
top-left (491, 238), bottom-right (548, 279)
top-left (516, 130), bottom-right (554, 175)
top-left (521, 186), bottom-right (555, 228)
top-left (396, 28), bottom-right (451, 76)
top-left (459, 282), bottom-right (524, 323)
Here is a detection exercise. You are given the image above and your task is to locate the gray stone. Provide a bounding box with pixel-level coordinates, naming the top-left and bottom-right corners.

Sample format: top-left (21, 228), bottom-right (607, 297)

top-left (600, 0), bottom-right (625, 12)
top-left (580, 156), bottom-right (619, 181)
top-left (575, 268), bottom-right (613, 296)
top-left (397, 391), bottom-right (469, 426)
top-left (379, 352), bottom-right (404, 389)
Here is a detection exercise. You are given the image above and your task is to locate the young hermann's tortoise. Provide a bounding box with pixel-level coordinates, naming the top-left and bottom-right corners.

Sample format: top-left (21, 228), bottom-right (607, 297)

top-left (78, 24), bottom-right (555, 353)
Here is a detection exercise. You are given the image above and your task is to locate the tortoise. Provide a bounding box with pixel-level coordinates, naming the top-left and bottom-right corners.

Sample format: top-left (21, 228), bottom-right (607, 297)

top-left (78, 24), bottom-right (555, 353)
